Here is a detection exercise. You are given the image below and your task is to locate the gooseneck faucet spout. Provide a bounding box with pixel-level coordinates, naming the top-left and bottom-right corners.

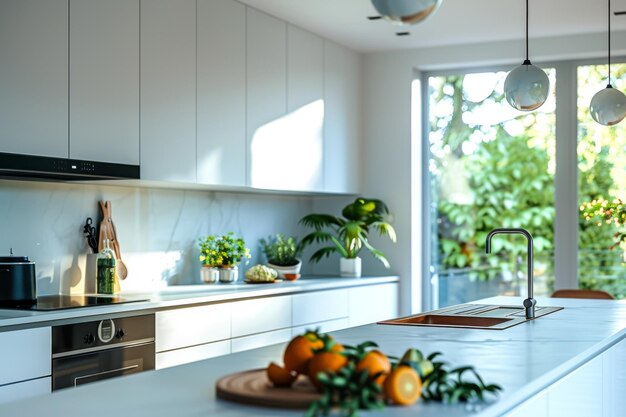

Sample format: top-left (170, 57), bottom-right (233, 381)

top-left (485, 228), bottom-right (536, 319)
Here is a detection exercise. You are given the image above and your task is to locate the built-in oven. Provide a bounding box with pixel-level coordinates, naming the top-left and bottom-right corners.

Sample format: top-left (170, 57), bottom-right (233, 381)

top-left (52, 314), bottom-right (155, 391)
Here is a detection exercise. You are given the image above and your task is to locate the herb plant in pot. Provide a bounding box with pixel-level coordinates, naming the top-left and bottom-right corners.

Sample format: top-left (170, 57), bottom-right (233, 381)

top-left (199, 233), bottom-right (251, 283)
top-left (260, 234), bottom-right (302, 279)
top-left (299, 198), bottom-right (396, 277)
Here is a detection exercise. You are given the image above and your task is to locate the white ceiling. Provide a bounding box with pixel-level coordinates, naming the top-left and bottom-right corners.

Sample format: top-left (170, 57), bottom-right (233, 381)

top-left (238, 0), bottom-right (626, 52)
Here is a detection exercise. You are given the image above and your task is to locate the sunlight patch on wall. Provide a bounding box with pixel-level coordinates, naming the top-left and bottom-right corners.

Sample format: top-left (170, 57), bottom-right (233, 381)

top-left (250, 100), bottom-right (324, 190)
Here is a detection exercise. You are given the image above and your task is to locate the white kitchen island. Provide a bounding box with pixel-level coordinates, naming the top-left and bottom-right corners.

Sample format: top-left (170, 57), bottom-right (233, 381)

top-left (1, 295), bottom-right (625, 417)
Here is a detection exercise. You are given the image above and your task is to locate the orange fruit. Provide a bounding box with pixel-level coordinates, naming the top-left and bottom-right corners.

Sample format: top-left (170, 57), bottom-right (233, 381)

top-left (266, 362), bottom-right (297, 387)
top-left (356, 350), bottom-right (391, 386)
top-left (283, 333), bottom-right (323, 374)
top-left (383, 366), bottom-right (422, 406)
top-left (307, 351), bottom-right (348, 390)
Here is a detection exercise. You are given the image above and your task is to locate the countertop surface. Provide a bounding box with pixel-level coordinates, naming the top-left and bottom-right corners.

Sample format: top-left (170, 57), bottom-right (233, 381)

top-left (0, 275), bottom-right (398, 330)
top-left (2, 296), bottom-right (625, 417)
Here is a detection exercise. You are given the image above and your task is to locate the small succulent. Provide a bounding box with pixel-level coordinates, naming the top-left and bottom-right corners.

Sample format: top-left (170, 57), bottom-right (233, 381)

top-left (260, 234), bottom-right (301, 267)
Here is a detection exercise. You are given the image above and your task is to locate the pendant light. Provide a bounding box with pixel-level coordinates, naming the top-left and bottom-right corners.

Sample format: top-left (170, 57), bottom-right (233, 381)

top-left (504, 0), bottom-right (550, 111)
top-left (370, 0), bottom-right (442, 26)
top-left (590, 0), bottom-right (626, 126)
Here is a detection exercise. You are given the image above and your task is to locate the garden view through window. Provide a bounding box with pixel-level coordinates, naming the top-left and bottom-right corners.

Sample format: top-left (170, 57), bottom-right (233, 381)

top-left (426, 63), bottom-right (626, 308)
top-left (427, 69), bottom-right (556, 308)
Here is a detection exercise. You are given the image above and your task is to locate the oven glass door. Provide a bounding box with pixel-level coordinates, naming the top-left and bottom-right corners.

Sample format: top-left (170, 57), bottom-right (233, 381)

top-left (52, 342), bottom-right (155, 391)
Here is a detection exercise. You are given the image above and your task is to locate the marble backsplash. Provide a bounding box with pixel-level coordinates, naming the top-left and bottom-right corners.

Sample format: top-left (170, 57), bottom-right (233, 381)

top-left (0, 179), bottom-right (326, 295)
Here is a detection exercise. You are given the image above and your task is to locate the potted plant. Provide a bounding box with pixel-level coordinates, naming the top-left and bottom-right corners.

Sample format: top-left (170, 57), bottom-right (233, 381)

top-left (299, 197), bottom-right (396, 277)
top-left (199, 233), bottom-right (251, 283)
top-left (260, 234), bottom-right (302, 278)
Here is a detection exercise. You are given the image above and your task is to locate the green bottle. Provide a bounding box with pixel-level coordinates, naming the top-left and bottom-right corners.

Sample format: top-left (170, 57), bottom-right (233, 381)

top-left (97, 239), bottom-right (116, 294)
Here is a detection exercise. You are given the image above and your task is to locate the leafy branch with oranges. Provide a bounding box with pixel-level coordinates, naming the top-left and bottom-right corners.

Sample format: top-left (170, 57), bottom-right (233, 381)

top-left (265, 330), bottom-right (502, 417)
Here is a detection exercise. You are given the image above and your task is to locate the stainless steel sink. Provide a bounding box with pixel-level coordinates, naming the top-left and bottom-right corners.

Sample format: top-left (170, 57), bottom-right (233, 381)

top-left (378, 304), bottom-right (563, 330)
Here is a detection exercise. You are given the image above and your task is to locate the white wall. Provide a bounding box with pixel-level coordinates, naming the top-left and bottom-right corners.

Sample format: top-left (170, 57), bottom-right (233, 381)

top-left (0, 180), bottom-right (313, 295)
top-left (362, 30), bottom-right (626, 315)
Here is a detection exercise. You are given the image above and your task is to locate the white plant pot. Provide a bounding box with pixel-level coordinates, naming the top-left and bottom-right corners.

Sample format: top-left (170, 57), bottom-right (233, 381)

top-left (200, 266), bottom-right (219, 284)
top-left (268, 260), bottom-right (302, 278)
top-left (219, 266), bottom-right (239, 283)
top-left (340, 257), bottom-right (362, 277)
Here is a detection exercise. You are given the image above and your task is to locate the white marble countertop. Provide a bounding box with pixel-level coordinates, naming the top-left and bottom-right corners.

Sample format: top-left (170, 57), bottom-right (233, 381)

top-left (2, 295), bottom-right (625, 417)
top-left (0, 275), bottom-right (398, 330)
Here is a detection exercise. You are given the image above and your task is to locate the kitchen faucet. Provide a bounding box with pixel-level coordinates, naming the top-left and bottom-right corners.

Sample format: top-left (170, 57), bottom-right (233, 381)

top-left (485, 228), bottom-right (536, 319)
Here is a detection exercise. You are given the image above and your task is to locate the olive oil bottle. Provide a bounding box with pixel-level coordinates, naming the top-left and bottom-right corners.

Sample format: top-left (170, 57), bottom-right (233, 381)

top-left (97, 239), bottom-right (116, 294)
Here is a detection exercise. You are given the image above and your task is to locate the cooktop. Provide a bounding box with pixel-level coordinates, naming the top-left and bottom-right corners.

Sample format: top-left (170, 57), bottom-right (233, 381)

top-left (2, 295), bottom-right (149, 311)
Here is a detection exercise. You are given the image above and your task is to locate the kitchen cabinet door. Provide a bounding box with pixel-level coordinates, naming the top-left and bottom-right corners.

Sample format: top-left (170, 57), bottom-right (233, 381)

top-left (140, 0), bottom-right (196, 182)
top-left (197, 0), bottom-right (246, 187)
top-left (231, 328), bottom-right (292, 354)
top-left (231, 296), bottom-right (292, 338)
top-left (0, 327), bottom-right (51, 386)
top-left (324, 41), bottom-right (362, 194)
top-left (348, 283), bottom-right (398, 327)
top-left (0, 377), bottom-right (51, 405)
top-left (504, 390), bottom-right (548, 417)
top-left (0, 0), bottom-right (68, 158)
top-left (602, 338), bottom-right (626, 416)
top-left (246, 8), bottom-right (288, 190)
top-left (255, 24), bottom-right (324, 192)
top-left (156, 340), bottom-right (231, 370)
top-left (547, 354), bottom-right (603, 416)
top-left (292, 289), bottom-right (349, 327)
top-left (155, 303), bottom-right (231, 353)
top-left (69, 0), bottom-right (139, 165)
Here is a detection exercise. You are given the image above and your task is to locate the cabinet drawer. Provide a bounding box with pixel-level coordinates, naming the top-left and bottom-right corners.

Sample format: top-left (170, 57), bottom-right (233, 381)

top-left (349, 284), bottom-right (399, 327)
top-left (231, 328), bottom-right (292, 353)
top-left (0, 327), bottom-right (51, 385)
top-left (0, 377), bottom-right (51, 405)
top-left (156, 340), bottom-right (230, 370)
top-left (292, 289), bottom-right (349, 326)
top-left (291, 318), bottom-right (349, 338)
top-left (231, 296), bottom-right (291, 338)
top-left (156, 303), bottom-right (231, 352)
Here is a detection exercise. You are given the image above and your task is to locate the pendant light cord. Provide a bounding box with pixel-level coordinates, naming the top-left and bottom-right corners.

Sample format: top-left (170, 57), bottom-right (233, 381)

top-left (607, 0), bottom-right (611, 87)
top-left (526, 0), bottom-right (529, 62)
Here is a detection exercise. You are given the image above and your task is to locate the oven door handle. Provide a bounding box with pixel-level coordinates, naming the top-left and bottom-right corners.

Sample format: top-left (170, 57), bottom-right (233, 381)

top-left (73, 364), bottom-right (140, 387)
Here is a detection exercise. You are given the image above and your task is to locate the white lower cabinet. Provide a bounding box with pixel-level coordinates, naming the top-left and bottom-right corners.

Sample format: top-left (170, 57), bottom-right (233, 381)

top-left (231, 328), bottom-right (292, 354)
top-left (0, 377), bottom-right (51, 405)
top-left (547, 354), bottom-right (603, 416)
top-left (0, 327), bottom-right (51, 405)
top-left (348, 283), bottom-right (399, 327)
top-left (156, 340), bottom-right (231, 370)
top-left (602, 338), bottom-right (626, 416)
top-left (504, 391), bottom-right (548, 417)
top-left (154, 283), bottom-right (399, 368)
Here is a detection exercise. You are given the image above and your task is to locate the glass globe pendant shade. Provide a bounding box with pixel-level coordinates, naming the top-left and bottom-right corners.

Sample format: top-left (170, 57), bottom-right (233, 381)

top-left (590, 86), bottom-right (626, 126)
top-left (370, 0), bottom-right (442, 25)
top-left (504, 61), bottom-right (550, 111)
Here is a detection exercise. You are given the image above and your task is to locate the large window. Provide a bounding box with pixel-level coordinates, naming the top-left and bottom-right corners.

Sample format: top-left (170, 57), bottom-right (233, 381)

top-left (578, 64), bottom-right (626, 298)
top-left (424, 61), bottom-right (626, 308)
top-left (427, 70), bottom-right (556, 308)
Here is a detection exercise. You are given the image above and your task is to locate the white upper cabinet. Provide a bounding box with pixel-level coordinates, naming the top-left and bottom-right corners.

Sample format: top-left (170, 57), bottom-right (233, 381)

top-left (140, 0), bottom-right (196, 183)
top-left (69, 0), bottom-right (139, 165)
top-left (246, 8), bottom-right (288, 190)
top-left (0, 0), bottom-right (68, 158)
top-left (285, 25), bottom-right (325, 192)
top-left (324, 41), bottom-right (362, 194)
top-left (197, 0), bottom-right (246, 186)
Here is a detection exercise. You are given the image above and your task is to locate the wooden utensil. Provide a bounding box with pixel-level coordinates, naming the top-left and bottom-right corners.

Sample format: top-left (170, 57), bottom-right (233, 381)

top-left (104, 201), bottom-right (128, 281)
top-left (215, 369), bottom-right (320, 409)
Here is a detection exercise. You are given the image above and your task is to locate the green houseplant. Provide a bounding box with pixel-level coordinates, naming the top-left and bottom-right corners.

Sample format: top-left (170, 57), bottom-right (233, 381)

top-left (299, 197), bottom-right (396, 277)
top-left (259, 234), bottom-right (302, 278)
top-left (199, 233), bottom-right (251, 283)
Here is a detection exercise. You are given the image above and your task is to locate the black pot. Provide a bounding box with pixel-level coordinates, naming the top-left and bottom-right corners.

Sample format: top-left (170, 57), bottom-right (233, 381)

top-left (0, 256), bottom-right (36, 307)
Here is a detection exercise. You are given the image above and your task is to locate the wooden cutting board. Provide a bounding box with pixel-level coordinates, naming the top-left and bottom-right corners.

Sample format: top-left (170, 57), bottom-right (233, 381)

top-left (215, 369), bottom-right (320, 409)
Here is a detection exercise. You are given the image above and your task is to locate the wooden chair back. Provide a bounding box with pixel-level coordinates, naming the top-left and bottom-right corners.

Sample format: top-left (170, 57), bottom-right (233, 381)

top-left (551, 289), bottom-right (614, 300)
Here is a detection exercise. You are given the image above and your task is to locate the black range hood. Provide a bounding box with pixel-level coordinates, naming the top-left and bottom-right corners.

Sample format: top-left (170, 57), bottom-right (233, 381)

top-left (0, 152), bottom-right (140, 181)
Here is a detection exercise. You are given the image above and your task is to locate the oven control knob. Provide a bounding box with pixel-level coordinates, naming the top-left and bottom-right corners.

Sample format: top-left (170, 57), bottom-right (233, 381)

top-left (116, 329), bottom-right (125, 339)
top-left (83, 333), bottom-right (95, 345)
